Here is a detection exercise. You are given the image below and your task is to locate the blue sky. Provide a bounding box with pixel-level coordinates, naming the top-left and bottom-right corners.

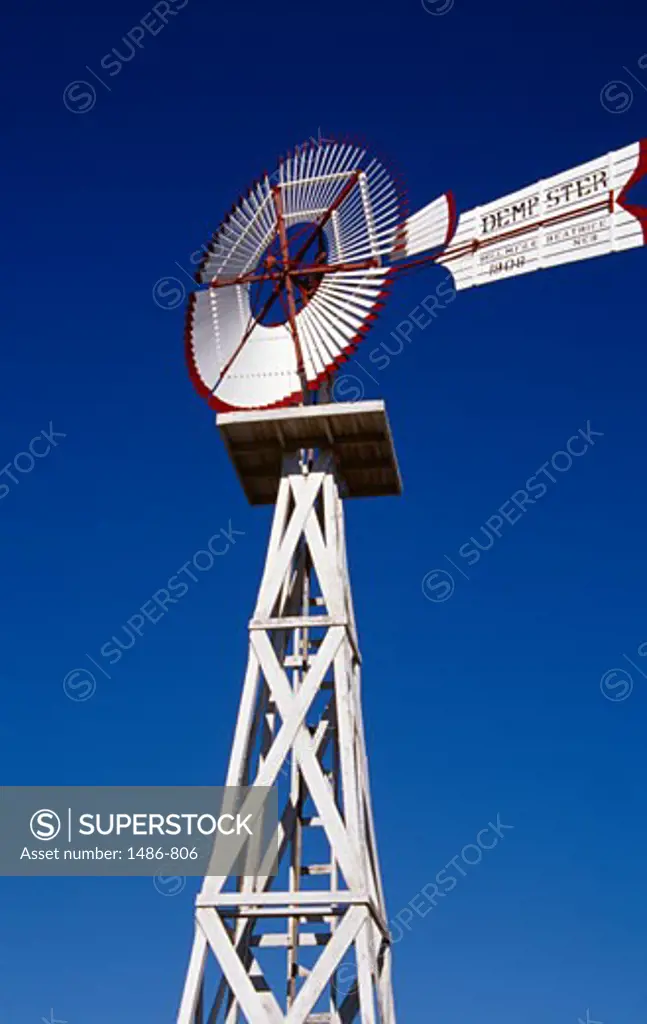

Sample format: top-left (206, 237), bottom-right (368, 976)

top-left (2, 0), bottom-right (647, 1021)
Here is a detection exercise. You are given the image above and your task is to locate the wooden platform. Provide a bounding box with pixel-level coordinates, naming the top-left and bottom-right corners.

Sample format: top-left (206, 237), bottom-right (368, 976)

top-left (216, 400), bottom-right (402, 505)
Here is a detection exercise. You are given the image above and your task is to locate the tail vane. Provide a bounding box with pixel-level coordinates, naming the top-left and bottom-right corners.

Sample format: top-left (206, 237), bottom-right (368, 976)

top-left (435, 140), bottom-right (647, 291)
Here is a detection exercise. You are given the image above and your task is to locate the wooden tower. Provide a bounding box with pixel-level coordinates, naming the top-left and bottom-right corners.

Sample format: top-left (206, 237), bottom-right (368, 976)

top-left (177, 400), bottom-right (401, 1024)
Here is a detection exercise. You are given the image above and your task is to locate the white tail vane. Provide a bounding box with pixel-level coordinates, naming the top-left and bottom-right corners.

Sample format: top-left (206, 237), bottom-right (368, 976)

top-left (436, 140), bottom-right (647, 290)
top-left (185, 136), bottom-right (646, 414)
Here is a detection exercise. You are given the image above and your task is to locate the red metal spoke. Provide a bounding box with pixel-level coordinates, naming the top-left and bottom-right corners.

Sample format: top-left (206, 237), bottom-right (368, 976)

top-left (293, 276), bottom-right (311, 304)
top-left (276, 286), bottom-right (292, 324)
top-left (272, 186), bottom-right (305, 379)
top-left (287, 256), bottom-right (379, 278)
top-left (210, 256), bottom-right (379, 291)
top-left (290, 171), bottom-right (362, 270)
top-left (210, 307), bottom-right (259, 394)
top-left (211, 270), bottom-right (289, 392)
top-left (208, 171), bottom-right (378, 398)
top-left (208, 268), bottom-right (283, 290)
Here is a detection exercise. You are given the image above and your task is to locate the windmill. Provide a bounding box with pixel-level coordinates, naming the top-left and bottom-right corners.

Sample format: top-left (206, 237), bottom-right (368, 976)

top-left (178, 136), bottom-right (646, 1024)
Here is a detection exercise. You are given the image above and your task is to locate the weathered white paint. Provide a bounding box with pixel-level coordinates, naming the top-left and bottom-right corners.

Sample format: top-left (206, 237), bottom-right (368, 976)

top-left (177, 450), bottom-right (396, 1024)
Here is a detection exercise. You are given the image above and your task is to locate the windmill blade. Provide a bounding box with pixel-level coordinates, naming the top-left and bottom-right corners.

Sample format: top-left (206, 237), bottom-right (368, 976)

top-left (185, 287), bottom-right (304, 411)
top-left (437, 140), bottom-right (647, 290)
top-left (185, 267), bottom-right (390, 411)
top-left (186, 138), bottom-right (405, 411)
top-left (392, 192), bottom-right (456, 258)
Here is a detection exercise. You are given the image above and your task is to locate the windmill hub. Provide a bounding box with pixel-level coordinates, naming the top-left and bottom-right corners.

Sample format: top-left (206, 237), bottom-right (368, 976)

top-left (251, 223), bottom-right (330, 327)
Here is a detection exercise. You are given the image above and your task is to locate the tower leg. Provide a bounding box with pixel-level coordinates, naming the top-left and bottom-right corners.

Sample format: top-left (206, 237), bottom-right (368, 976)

top-left (177, 450), bottom-right (397, 1024)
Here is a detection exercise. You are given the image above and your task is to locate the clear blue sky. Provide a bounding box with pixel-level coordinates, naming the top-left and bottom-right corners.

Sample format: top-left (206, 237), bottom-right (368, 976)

top-left (2, 0), bottom-right (647, 1022)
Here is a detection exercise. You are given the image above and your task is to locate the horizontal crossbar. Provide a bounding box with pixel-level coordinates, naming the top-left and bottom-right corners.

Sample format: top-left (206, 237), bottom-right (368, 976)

top-left (196, 890), bottom-right (368, 908)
